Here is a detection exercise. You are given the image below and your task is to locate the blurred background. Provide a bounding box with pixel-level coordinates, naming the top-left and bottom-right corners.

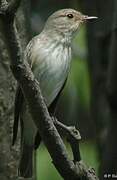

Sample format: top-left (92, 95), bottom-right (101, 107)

top-left (0, 0), bottom-right (117, 180)
top-left (28, 0), bottom-right (117, 179)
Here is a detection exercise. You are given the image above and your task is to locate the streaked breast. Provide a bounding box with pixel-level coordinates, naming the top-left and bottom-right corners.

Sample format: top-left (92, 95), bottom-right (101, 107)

top-left (31, 40), bottom-right (71, 106)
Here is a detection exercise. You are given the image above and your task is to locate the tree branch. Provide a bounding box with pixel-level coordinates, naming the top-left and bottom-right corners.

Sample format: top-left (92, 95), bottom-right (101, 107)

top-left (53, 117), bottom-right (81, 162)
top-left (0, 0), bottom-right (99, 179)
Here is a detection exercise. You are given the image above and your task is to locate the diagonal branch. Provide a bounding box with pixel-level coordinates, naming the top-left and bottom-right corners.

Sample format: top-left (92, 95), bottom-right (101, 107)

top-left (0, 0), bottom-right (99, 180)
top-left (53, 117), bottom-right (81, 162)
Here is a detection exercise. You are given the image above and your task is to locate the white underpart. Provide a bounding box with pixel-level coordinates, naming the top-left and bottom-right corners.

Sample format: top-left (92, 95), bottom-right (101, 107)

top-left (22, 33), bottom-right (71, 143)
top-left (29, 34), bottom-right (71, 107)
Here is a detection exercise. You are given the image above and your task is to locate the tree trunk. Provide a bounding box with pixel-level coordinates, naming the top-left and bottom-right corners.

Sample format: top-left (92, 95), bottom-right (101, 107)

top-left (0, 1), bottom-right (31, 179)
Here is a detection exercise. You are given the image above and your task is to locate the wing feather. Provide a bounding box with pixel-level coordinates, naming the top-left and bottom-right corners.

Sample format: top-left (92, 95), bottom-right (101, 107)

top-left (12, 86), bottom-right (24, 145)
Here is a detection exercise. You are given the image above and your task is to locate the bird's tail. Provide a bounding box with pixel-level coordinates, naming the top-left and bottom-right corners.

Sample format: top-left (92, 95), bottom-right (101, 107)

top-left (18, 143), bottom-right (33, 178)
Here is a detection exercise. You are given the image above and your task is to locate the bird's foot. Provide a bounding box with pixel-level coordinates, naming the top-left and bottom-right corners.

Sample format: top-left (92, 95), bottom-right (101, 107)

top-left (51, 116), bottom-right (81, 140)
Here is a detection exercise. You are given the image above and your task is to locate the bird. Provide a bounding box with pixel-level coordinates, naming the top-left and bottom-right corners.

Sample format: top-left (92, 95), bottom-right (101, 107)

top-left (12, 8), bottom-right (97, 178)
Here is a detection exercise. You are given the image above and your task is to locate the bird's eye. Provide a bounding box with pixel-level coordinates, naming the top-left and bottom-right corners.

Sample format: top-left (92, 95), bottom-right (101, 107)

top-left (67, 14), bottom-right (74, 18)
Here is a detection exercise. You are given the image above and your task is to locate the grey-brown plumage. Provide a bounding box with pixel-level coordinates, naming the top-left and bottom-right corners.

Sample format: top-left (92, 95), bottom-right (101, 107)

top-left (12, 8), bottom-right (97, 178)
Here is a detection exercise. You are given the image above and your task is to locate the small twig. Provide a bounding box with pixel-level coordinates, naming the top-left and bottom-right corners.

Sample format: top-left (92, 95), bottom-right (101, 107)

top-left (53, 117), bottom-right (81, 162)
top-left (53, 117), bottom-right (81, 140)
top-left (68, 137), bottom-right (81, 162)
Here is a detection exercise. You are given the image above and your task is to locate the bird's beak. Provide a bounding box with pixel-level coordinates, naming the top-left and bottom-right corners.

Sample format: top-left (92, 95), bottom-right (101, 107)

top-left (82, 15), bottom-right (98, 21)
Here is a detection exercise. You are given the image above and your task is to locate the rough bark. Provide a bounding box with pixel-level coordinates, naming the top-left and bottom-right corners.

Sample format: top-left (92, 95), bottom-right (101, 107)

top-left (0, 0), bottom-right (31, 179)
top-left (0, 31), bottom-right (17, 180)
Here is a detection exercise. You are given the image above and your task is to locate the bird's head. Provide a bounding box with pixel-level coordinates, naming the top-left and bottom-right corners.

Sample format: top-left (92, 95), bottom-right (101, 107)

top-left (44, 9), bottom-right (97, 37)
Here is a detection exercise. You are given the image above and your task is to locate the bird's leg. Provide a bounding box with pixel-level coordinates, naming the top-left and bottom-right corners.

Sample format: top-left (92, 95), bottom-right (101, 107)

top-left (51, 116), bottom-right (81, 162)
top-left (52, 116), bottom-right (81, 140)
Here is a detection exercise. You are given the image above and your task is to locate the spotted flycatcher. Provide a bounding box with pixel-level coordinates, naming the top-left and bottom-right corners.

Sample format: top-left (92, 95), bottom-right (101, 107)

top-left (12, 8), bottom-right (97, 177)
